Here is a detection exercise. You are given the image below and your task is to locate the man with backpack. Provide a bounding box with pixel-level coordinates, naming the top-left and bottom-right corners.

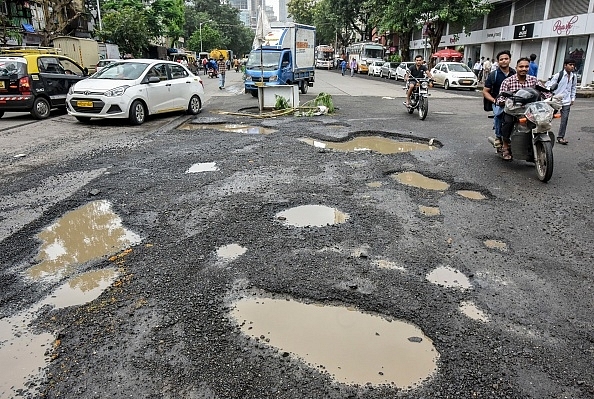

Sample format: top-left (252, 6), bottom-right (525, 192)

top-left (547, 58), bottom-right (577, 145)
top-left (482, 50), bottom-right (516, 149)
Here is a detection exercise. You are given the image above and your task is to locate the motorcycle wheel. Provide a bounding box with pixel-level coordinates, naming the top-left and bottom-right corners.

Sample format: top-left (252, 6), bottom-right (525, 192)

top-left (418, 97), bottom-right (428, 120)
top-left (407, 104), bottom-right (415, 114)
top-left (534, 141), bottom-right (554, 182)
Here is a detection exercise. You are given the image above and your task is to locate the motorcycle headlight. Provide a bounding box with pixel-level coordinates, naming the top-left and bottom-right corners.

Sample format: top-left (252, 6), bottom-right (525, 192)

top-left (104, 85), bottom-right (129, 97)
top-left (525, 102), bottom-right (554, 124)
top-left (269, 74), bottom-right (278, 82)
top-left (420, 81), bottom-right (428, 89)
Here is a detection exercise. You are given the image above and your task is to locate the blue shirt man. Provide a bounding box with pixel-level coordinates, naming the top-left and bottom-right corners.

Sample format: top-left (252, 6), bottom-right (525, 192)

top-left (528, 53), bottom-right (538, 77)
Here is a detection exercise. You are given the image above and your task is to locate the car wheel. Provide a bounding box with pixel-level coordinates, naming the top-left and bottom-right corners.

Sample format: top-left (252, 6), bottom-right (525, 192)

top-left (251, 90), bottom-right (258, 97)
top-left (187, 95), bottom-right (202, 115)
top-left (128, 100), bottom-right (146, 125)
top-left (444, 80), bottom-right (450, 90)
top-left (75, 116), bottom-right (91, 123)
top-left (30, 97), bottom-right (51, 119)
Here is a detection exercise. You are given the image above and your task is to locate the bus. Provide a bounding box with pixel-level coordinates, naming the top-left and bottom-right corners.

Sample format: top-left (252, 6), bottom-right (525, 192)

top-left (345, 42), bottom-right (385, 74)
top-left (315, 45), bottom-right (334, 69)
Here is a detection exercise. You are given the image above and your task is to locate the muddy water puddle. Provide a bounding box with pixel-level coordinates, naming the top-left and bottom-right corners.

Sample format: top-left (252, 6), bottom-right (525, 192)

top-left (27, 200), bottom-right (141, 281)
top-left (180, 123), bottom-right (276, 134)
top-left (186, 162), bottom-right (219, 173)
top-left (299, 136), bottom-right (436, 154)
top-left (0, 268), bottom-right (119, 396)
top-left (484, 239), bottom-right (508, 251)
top-left (276, 205), bottom-right (349, 227)
top-left (392, 172), bottom-right (450, 191)
top-left (373, 259), bottom-right (406, 271)
top-left (456, 190), bottom-right (486, 200)
top-left (216, 243), bottom-right (247, 260)
top-left (459, 301), bottom-right (490, 322)
top-left (418, 205), bottom-right (440, 216)
top-left (231, 297), bottom-right (438, 387)
top-left (426, 266), bottom-right (472, 289)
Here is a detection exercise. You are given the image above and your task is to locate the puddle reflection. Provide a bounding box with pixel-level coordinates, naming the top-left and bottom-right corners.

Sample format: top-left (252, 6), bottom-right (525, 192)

top-left (299, 136), bottom-right (436, 154)
top-left (276, 205), bottom-right (349, 227)
top-left (392, 172), bottom-right (450, 191)
top-left (426, 266), bottom-right (472, 289)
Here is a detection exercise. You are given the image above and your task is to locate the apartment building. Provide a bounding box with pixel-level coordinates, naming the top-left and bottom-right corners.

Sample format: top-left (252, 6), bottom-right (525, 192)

top-left (410, 0), bottom-right (594, 86)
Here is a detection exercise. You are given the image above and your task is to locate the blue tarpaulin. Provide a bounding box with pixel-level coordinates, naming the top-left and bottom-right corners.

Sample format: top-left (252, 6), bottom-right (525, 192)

top-left (22, 24), bottom-right (35, 33)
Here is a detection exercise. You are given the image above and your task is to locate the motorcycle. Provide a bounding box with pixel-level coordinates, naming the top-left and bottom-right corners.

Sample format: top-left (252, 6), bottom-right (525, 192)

top-left (207, 68), bottom-right (217, 79)
top-left (403, 75), bottom-right (433, 120)
top-left (488, 86), bottom-right (563, 182)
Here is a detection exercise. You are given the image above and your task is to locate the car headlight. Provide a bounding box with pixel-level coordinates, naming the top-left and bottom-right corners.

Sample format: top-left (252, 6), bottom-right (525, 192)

top-left (104, 85), bottom-right (130, 97)
top-left (269, 75), bottom-right (277, 82)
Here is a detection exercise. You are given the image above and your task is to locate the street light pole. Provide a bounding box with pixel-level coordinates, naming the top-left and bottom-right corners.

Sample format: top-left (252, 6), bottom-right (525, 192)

top-left (199, 20), bottom-right (213, 53)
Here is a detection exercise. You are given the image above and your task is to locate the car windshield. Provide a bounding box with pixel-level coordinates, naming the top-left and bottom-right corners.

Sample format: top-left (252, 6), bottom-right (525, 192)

top-left (93, 62), bottom-right (148, 80)
top-left (449, 64), bottom-right (472, 72)
top-left (0, 59), bottom-right (26, 77)
top-left (246, 52), bottom-right (281, 70)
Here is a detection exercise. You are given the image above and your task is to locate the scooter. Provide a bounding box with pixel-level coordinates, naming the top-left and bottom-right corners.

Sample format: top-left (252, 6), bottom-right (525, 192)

top-left (207, 68), bottom-right (217, 79)
top-left (403, 76), bottom-right (433, 120)
top-left (488, 86), bottom-right (562, 182)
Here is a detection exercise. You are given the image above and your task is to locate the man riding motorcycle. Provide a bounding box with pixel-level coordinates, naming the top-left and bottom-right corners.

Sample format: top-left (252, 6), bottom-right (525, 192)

top-left (496, 57), bottom-right (549, 161)
top-left (404, 55), bottom-right (433, 108)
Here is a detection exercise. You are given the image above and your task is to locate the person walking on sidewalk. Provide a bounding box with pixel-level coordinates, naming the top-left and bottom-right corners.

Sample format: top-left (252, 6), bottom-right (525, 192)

top-left (547, 58), bottom-right (577, 145)
top-left (217, 56), bottom-right (227, 89)
top-left (350, 58), bottom-right (357, 77)
top-left (340, 59), bottom-right (347, 76)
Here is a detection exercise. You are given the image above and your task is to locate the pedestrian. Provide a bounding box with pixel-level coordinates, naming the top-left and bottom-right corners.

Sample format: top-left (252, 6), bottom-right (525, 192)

top-left (340, 59), bottom-right (347, 76)
top-left (350, 57), bottom-right (357, 77)
top-left (467, 58), bottom-right (473, 69)
top-left (202, 58), bottom-right (208, 75)
top-left (473, 60), bottom-right (482, 78)
top-left (482, 57), bottom-right (491, 82)
top-left (217, 56), bottom-right (226, 89)
top-left (482, 50), bottom-right (516, 149)
top-left (528, 53), bottom-right (538, 77)
top-left (478, 56), bottom-right (485, 81)
top-left (547, 58), bottom-right (577, 145)
top-left (233, 57), bottom-right (240, 72)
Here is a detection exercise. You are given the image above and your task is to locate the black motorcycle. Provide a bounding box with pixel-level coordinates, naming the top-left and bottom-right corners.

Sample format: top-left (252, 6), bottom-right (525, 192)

top-left (488, 86), bottom-right (562, 182)
top-left (403, 76), bottom-right (432, 120)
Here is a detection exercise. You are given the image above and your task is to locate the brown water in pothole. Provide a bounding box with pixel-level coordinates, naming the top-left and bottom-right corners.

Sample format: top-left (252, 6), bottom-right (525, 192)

top-left (231, 297), bottom-right (438, 387)
top-left (0, 268), bottom-right (119, 396)
top-left (27, 200), bottom-right (141, 281)
top-left (392, 172), bottom-right (450, 191)
top-left (180, 123), bottom-right (276, 134)
top-left (456, 190), bottom-right (486, 200)
top-left (459, 301), bottom-right (490, 322)
top-left (276, 205), bottom-right (349, 227)
top-left (186, 162), bottom-right (219, 173)
top-left (373, 259), bottom-right (406, 271)
top-left (366, 181), bottom-right (383, 188)
top-left (216, 243), bottom-right (247, 260)
top-left (298, 137), bottom-right (436, 154)
top-left (484, 239), bottom-right (508, 251)
top-left (418, 205), bottom-right (440, 216)
top-left (426, 266), bottom-right (472, 289)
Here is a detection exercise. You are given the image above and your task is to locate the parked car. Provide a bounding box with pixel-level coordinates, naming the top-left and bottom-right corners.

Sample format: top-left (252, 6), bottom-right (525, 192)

top-left (0, 52), bottom-right (88, 119)
top-left (66, 59), bottom-right (204, 125)
top-left (430, 62), bottom-right (478, 90)
top-left (380, 62), bottom-right (399, 79)
top-left (367, 61), bottom-right (384, 77)
top-left (395, 62), bottom-right (416, 81)
top-left (96, 58), bottom-right (120, 73)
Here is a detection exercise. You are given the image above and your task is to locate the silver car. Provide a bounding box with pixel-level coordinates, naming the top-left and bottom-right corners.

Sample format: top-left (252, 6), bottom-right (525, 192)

top-left (380, 62), bottom-right (399, 79)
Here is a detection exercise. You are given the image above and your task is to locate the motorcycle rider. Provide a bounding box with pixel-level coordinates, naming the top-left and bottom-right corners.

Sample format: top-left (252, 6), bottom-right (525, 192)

top-left (404, 55), bottom-right (433, 108)
top-left (496, 57), bottom-right (549, 161)
top-left (483, 50), bottom-right (516, 149)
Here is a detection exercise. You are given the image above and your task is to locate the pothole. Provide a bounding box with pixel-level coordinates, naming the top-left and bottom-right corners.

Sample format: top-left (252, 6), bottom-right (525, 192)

top-left (372, 259), bottom-right (406, 271)
top-left (456, 190), bottom-right (486, 200)
top-left (27, 200), bottom-right (141, 281)
top-left (186, 162), bottom-right (219, 173)
top-left (216, 243), bottom-right (247, 260)
top-left (230, 297), bottom-right (439, 388)
top-left (418, 205), bottom-right (440, 216)
top-left (366, 181), bottom-right (383, 188)
top-left (426, 266), bottom-right (472, 289)
top-left (180, 123), bottom-right (276, 134)
top-left (392, 172), bottom-right (450, 191)
top-left (459, 301), bottom-right (490, 322)
top-left (298, 136), bottom-right (437, 154)
top-left (275, 205), bottom-right (349, 227)
top-left (484, 239), bottom-right (508, 252)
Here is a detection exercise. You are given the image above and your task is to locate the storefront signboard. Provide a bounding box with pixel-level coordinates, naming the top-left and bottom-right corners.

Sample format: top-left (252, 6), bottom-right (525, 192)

top-left (542, 14), bottom-right (588, 38)
top-left (514, 23), bottom-right (534, 39)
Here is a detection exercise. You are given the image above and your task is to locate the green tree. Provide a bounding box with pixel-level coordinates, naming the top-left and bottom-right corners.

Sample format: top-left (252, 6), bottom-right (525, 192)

top-left (98, 7), bottom-right (152, 57)
top-left (186, 25), bottom-right (226, 53)
top-left (148, 0), bottom-right (185, 47)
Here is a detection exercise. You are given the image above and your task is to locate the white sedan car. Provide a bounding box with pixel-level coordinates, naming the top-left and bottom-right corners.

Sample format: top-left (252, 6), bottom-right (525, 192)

top-left (430, 62), bottom-right (478, 90)
top-left (67, 59), bottom-right (204, 125)
top-left (367, 61), bottom-right (384, 77)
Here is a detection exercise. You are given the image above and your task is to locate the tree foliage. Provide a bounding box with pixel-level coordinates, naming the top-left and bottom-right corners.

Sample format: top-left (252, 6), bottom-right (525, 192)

top-left (98, 7), bottom-right (151, 57)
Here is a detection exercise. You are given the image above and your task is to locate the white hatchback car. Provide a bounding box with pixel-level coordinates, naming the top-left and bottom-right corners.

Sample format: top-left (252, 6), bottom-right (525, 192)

top-left (367, 61), bottom-right (384, 77)
top-left (430, 62), bottom-right (478, 90)
top-left (67, 59), bottom-right (204, 125)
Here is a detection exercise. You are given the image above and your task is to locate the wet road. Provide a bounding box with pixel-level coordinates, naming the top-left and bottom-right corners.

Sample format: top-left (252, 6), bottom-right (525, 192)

top-left (1, 69), bottom-right (594, 398)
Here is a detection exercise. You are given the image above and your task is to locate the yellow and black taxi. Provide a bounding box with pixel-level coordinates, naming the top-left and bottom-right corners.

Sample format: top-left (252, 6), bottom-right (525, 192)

top-left (0, 48), bottom-right (89, 119)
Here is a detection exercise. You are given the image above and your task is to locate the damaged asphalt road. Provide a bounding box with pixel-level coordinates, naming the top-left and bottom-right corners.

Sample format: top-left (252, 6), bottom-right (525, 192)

top-left (1, 80), bottom-right (594, 398)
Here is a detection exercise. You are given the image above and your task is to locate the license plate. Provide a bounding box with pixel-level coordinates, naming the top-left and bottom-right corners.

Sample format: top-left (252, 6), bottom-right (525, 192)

top-left (76, 100), bottom-right (93, 107)
top-left (0, 81), bottom-right (5, 89)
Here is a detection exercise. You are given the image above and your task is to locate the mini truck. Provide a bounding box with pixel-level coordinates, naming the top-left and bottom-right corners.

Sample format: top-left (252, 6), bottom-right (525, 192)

top-left (244, 23), bottom-right (315, 97)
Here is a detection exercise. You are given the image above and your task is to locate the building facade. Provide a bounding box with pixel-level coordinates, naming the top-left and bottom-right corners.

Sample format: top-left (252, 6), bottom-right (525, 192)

top-left (409, 0), bottom-right (594, 86)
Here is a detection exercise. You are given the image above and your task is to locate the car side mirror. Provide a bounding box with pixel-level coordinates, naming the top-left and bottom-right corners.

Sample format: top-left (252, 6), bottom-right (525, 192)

top-left (147, 76), bottom-right (160, 83)
top-left (83, 67), bottom-right (89, 76)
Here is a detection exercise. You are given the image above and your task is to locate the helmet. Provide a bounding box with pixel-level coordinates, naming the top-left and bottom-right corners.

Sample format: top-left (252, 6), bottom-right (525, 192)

top-left (514, 88), bottom-right (540, 104)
